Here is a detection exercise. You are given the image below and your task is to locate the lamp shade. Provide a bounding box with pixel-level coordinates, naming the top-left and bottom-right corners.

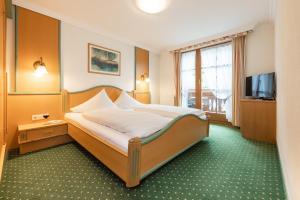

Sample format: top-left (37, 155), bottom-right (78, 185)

top-left (33, 57), bottom-right (48, 77)
top-left (135, 0), bottom-right (170, 14)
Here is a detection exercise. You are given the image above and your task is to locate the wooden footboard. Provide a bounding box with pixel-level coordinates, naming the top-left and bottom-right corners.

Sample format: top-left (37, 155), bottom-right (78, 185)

top-left (126, 114), bottom-right (209, 187)
top-left (140, 114), bottom-right (209, 178)
top-left (67, 123), bottom-right (129, 182)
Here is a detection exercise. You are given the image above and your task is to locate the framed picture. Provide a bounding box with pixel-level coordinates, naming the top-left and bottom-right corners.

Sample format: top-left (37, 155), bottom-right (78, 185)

top-left (88, 43), bottom-right (121, 76)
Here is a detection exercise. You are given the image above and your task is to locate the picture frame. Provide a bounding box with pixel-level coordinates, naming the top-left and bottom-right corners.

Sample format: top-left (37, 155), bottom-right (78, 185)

top-left (88, 43), bottom-right (121, 76)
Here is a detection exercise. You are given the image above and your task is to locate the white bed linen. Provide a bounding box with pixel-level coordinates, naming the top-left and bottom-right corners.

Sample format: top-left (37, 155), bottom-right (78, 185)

top-left (82, 108), bottom-right (172, 138)
top-left (114, 91), bottom-right (206, 119)
top-left (133, 104), bottom-right (207, 120)
top-left (70, 90), bottom-right (116, 113)
top-left (65, 112), bottom-right (131, 153)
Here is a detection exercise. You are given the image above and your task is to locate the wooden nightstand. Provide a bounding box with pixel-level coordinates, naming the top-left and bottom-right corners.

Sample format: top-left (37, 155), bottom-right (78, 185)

top-left (134, 91), bottom-right (151, 104)
top-left (18, 120), bottom-right (72, 154)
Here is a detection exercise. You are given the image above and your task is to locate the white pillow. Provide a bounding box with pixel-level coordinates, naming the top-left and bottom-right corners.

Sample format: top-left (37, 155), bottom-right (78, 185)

top-left (114, 91), bottom-right (143, 109)
top-left (70, 90), bottom-right (116, 113)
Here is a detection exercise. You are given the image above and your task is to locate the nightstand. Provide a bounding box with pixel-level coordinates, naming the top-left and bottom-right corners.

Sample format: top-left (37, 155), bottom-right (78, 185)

top-left (18, 120), bottom-right (72, 154)
top-left (134, 91), bottom-right (151, 104)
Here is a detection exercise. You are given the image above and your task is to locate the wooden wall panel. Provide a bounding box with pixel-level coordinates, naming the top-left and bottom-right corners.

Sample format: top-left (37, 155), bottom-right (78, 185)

top-left (0, 0), bottom-right (6, 146)
top-left (0, 0), bottom-right (7, 180)
top-left (7, 94), bottom-right (64, 149)
top-left (135, 47), bottom-right (149, 92)
top-left (16, 7), bottom-right (60, 93)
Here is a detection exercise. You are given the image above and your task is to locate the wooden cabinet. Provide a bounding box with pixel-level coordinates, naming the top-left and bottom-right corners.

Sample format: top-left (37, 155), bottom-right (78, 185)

top-left (18, 121), bottom-right (72, 154)
top-left (240, 99), bottom-right (276, 143)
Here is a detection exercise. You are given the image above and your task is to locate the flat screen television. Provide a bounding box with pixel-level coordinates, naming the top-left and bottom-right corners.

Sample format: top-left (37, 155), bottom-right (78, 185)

top-left (246, 72), bottom-right (276, 100)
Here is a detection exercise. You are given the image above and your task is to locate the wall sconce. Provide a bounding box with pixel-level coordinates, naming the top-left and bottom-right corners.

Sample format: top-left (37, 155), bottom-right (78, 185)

top-left (33, 57), bottom-right (48, 77)
top-left (140, 74), bottom-right (150, 83)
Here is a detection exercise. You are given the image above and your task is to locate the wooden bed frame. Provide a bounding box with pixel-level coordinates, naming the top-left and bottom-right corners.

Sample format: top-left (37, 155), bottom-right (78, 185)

top-left (62, 85), bottom-right (209, 187)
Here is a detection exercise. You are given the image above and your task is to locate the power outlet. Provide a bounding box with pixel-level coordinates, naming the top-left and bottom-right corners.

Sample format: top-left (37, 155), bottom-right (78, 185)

top-left (32, 113), bottom-right (50, 121)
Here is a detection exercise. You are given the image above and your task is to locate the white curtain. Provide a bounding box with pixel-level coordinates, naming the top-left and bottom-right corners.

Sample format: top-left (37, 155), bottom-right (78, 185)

top-left (201, 43), bottom-right (233, 120)
top-left (180, 51), bottom-right (196, 107)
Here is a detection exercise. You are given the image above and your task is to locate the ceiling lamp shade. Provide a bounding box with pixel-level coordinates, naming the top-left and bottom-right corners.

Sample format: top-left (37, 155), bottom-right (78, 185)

top-left (135, 0), bottom-right (170, 14)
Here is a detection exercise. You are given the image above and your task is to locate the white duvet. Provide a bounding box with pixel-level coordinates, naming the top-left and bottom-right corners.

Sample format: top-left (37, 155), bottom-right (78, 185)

top-left (114, 91), bottom-right (206, 120)
top-left (133, 104), bottom-right (206, 120)
top-left (82, 108), bottom-right (172, 138)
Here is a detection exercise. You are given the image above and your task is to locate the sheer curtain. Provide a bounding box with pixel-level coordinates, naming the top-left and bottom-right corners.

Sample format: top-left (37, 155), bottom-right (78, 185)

top-left (201, 43), bottom-right (233, 118)
top-left (173, 52), bottom-right (181, 106)
top-left (180, 51), bottom-right (196, 108)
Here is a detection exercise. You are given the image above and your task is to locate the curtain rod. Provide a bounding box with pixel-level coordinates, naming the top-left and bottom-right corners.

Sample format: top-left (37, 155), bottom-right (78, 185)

top-left (170, 30), bottom-right (253, 53)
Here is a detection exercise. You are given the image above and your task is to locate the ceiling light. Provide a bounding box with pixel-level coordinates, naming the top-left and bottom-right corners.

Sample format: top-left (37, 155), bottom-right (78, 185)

top-left (135, 0), bottom-right (170, 14)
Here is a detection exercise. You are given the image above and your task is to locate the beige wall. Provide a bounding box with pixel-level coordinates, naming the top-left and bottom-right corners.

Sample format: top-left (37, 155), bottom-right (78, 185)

top-left (149, 52), bottom-right (160, 103)
top-left (275, 0), bottom-right (300, 199)
top-left (6, 17), bottom-right (14, 92)
top-left (159, 22), bottom-right (275, 105)
top-left (159, 51), bottom-right (175, 105)
top-left (246, 22), bottom-right (275, 76)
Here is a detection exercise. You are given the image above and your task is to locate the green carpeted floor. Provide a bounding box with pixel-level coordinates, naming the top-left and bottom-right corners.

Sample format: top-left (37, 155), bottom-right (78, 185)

top-left (0, 125), bottom-right (285, 199)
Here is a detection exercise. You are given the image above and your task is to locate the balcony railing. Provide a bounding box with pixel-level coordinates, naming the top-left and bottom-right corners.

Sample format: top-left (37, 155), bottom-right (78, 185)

top-left (182, 89), bottom-right (231, 114)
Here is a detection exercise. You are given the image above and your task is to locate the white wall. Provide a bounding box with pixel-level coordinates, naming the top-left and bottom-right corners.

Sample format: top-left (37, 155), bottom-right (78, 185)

top-left (275, 0), bottom-right (300, 199)
top-left (60, 22), bottom-right (161, 103)
top-left (6, 18), bottom-right (15, 92)
top-left (246, 22), bottom-right (275, 76)
top-left (149, 52), bottom-right (160, 103)
top-left (159, 51), bottom-right (175, 105)
top-left (159, 22), bottom-right (275, 105)
top-left (61, 22), bottom-right (133, 92)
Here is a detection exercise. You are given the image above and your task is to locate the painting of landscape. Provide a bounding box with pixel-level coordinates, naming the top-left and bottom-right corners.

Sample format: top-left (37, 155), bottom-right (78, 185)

top-left (88, 44), bottom-right (120, 75)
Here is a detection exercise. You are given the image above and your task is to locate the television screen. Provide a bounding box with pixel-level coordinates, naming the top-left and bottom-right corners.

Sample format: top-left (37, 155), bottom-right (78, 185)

top-left (246, 72), bottom-right (276, 99)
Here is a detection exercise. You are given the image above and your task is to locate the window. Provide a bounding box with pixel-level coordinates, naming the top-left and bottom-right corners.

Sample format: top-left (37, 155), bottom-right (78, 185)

top-left (180, 43), bottom-right (232, 116)
top-left (180, 50), bottom-right (196, 108)
top-left (201, 43), bottom-right (232, 113)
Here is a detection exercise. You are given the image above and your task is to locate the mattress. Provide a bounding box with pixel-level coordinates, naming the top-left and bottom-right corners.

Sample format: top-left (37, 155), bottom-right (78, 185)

top-left (65, 112), bottom-right (131, 152)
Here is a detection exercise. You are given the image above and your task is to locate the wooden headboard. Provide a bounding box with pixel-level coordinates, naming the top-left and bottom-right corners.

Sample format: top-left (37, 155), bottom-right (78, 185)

top-left (62, 85), bottom-right (133, 112)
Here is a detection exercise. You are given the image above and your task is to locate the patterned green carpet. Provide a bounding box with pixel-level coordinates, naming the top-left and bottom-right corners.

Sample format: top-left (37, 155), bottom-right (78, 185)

top-left (0, 125), bottom-right (285, 199)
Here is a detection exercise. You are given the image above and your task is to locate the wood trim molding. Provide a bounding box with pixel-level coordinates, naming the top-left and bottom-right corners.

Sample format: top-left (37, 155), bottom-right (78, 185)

top-left (127, 137), bottom-right (142, 187)
top-left (0, 144), bottom-right (6, 181)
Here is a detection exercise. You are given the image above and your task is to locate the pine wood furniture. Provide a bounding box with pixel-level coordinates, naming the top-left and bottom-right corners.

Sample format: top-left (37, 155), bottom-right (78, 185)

top-left (134, 91), bottom-right (151, 104)
top-left (135, 47), bottom-right (149, 91)
top-left (15, 6), bottom-right (60, 93)
top-left (240, 99), bottom-right (276, 143)
top-left (18, 120), bottom-right (72, 154)
top-left (62, 85), bottom-right (209, 187)
top-left (0, 0), bottom-right (7, 181)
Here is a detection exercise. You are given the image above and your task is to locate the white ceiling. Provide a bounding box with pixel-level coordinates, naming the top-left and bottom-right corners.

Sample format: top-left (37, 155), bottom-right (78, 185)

top-left (13, 0), bottom-right (274, 52)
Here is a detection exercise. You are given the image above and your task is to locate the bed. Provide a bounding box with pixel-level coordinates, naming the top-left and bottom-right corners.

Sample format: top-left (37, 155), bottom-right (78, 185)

top-left (62, 85), bottom-right (209, 187)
